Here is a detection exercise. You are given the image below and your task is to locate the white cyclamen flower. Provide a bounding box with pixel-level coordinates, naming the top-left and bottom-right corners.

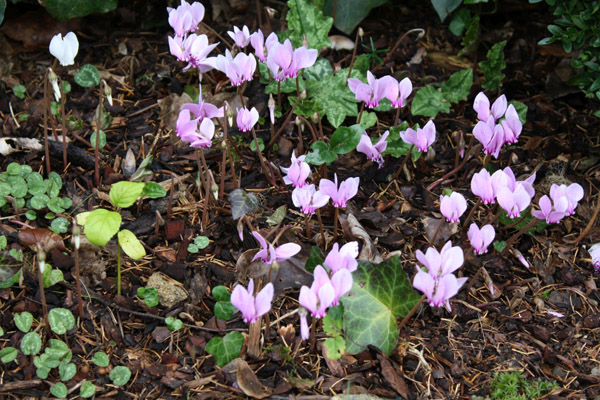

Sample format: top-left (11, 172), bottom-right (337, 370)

top-left (49, 32), bottom-right (79, 66)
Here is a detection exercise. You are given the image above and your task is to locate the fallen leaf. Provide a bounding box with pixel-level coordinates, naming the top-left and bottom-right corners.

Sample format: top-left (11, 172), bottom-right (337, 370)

top-left (376, 353), bottom-right (410, 398)
top-left (345, 213), bottom-right (382, 263)
top-left (421, 216), bottom-right (457, 246)
top-left (158, 92), bottom-right (193, 132)
top-left (18, 228), bottom-right (67, 252)
top-left (236, 359), bottom-right (273, 399)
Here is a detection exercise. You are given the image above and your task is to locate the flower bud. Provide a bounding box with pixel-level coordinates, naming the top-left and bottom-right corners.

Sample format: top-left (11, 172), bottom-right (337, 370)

top-left (102, 80), bottom-right (113, 107)
top-left (311, 112), bottom-right (319, 124)
top-left (302, 35), bottom-right (309, 48)
top-left (48, 68), bottom-right (61, 102)
top-left (264, 6), bottom-right (276, 18)
top-left (72, 223), bottom-right (80, 250)
top-left (37, 247), bottom-right (46, 274)
top-left (300, 90), bottom-right (307, 100)
top-left (225, 101), bottom-right (234, 127)
top-left (358, 27), bottom-right (364, 39)
top-left (268, 94), bottom-right (276, 125)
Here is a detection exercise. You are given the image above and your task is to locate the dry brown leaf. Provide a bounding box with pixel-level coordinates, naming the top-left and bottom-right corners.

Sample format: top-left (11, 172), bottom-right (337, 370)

top-left (236, 359), bottom-right (273, 399)
top-left (158, 92), bottom-right (193, 132)
top-left (18, 228), bottom-right (67, 252)
top-left (346, 213), bottom-right (382, 263)
top-left (376, 353), bottom-right (410, 398)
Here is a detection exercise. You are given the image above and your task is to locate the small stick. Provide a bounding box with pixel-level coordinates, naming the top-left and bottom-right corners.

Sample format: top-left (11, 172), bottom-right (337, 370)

top-left (60, 79), bottom-right (68, 169)
top-left (43, 71), bottom-right (51, 177)
top-left (94, 87), bottom-right (103, 187)
top-left (430, 218), bottom-right (445, 245)
top-left (461, 198), bottom-right (481, 234)
top-left (427, 138), bottom-right (478, 192)
top-left (36, 249), bottom-right (50, 336)
top-left (500, 217), bottom-right (541, 256)
top-left (267, 95), bottom-right (301, 148)
top-left (392, 144), bottom-right (414, 181)
top-left (316, 209), bottom-right (325, 248)
top-left (72, 224), bottom-right (84, 319)
top-left (356, 103), bottom-right (364, 124)
top-left (346, 28), bottom-right (362, 83)
top-left (251, 127), bottom-right (275, 186)
top-left (309, 317), bottom-right (317, 352)
top-left (247, 319), bottom-right (262, 359)
top-left (397, 295), bottom-right (425, 331)
top-left (198, 150), bottom-right (211, 232)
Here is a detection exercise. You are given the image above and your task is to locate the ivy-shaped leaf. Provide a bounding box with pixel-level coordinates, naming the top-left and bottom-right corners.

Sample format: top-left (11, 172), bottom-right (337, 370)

top-left (21, 332), bottom-right (42, 355)
top-left (286, 0), bottom-right (333, 49)
top-left (341, 256), bottom-right (421, 355)
top-left (205, 331), bottom-right (244, 367)
top-left (109, 365), bottom-right (131, 386)
top-left (229, 189), bottom-right (260, 220)
top-left (74, 64), bottom-right (101, 88)
top-left (478, 40), bottom-right (507, 90)
top-left (43, 0), bottom-right (117, 21)
top-left (441, 69), bottom-right (473, 103)
top-left (323, 0), bottom-right (388, 35)
top-left (329, 124), bottom-right (363, 155)
top-left (48, 308), bottom-right (75, 335)
top-left (14, 311), bottom-right (33, 332)
top-left (212, 286), bottom-right (237, 321)
top-left (411, 85), bottom-right (451, 118)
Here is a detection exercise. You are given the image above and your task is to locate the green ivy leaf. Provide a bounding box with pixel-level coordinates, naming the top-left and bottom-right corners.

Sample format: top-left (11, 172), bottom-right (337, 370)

top-left (358, 111), bottom-right (377, 130)
top-left (74, 64), bottom-right (101, 88)
top-left (83, 209), bottom-right (121, 247)
top-left (92, 351), bottom-right (110, 367)
top-left (48, 308), bottom-right (75, 335)
top-left (449, 9), bottom-right (471, 36)
top-left (21, 332), bottom-right (42, 355)
top-left (109, 181), bottom-right (145, 208)
top-left (59, 361), bottom-right (76, 381)
top-left (303, 69), bottom-right (359, 128)
top-left (0, 347), bottom-right (18, 363)
top-left (142, 182), bottom-right (167, 199)
top-left (212, 286), bottom-right (237, 321)
top-left (45, 339), bottom-right (71, 363)
top-left (411, 86), bottom-right (450, 118)
top-left (14, 311), bottom-right (34, 332)
top-left (341, 256), bottom-right (421, 355)
top-left (286, 0), bottom-right (333, 49)
top-left (431, 0), bottom-right (462, 21)
top-left (441, 69), bottom-right (473, 103)
top-left (229, 189), bottom-right (260, 220)
top-left (43, 0), bottom-right (117, 20)
top-left (42, 264), bottom-right (64, 288)
top-left (90, 130), bottom-right (106, 149)
top-left (118, 229), bottom-right (146, 260)
top-left (323, 0), bottom-right (388, 35)
top-left (80, 381), bottom-right (96, 398)
top-left (109, 365), bottom-right (131, 386)
top-left (205, 331), bottom-right (244, 367)
top-left (305, 245), bottom-right (325, 273)
top-left (50, 382), bottom-right (68, 398)
top-left (478, 40), bottom-right (507, 91)
top-left (305, 141), bottom-right (337, 165)
top-left (329, 124), bottom-right (363, 155)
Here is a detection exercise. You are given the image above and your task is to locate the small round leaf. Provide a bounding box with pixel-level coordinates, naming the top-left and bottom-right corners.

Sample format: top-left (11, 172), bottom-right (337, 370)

top-left (50, 382), bottom-right (68, 398)
top-left (48, 308), bottom-right (75, 334)
top-left (14, 311), bottom-right (33, 332)
top-left (80, 381), bottom-right (96, 398)
top-left (109, 365), bottom-right (131, 386)
top-left (21, 332), bottom-right (42, 355)
top-left (92, 351), bottom-right (109, 367)
top-left (0, 347), bottom-right (18, 363)
top-left (74, 64), bottom-right (101, 88)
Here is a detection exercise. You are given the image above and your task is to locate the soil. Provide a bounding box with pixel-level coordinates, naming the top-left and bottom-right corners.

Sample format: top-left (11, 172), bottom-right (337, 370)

top-left (0, 0), bottom-right (599, 399)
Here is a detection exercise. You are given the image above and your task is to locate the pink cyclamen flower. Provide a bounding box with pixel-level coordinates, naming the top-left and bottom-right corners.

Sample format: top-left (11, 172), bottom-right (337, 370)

top-left (230, 279), bottom-right (273, 324)
top-left (181, 91), bottom-right (224, 120)
top-left (490, 167), bottom-right (536, 200)
top-left (440, 192), bottom-right (467, 223)
top-left (532, 195), bottom-right (568, 224)
top-left (168, 33), bottom-right (218, 72)
top-left (250, 30), bottom-right (267, 62)
top-left (471, 169), bottom-right (495, 204)
top-left (497, 184), bottom-right (531, 218)
top-left (236, 107), bottom-right (259, 132)
top-left (500, 104), bottom-right (522, 144)
top-left (167, 0), bottom-right (205, 37)
top-left (416, 241), bottom-right (464, 279)
top-left (473, 92), bottom-right (507, 123)
top-left (467, 223), bottom-right (495, 255)
top-left (324, 242), bottom-right (359, 273)
top-left (399, 120), bottom-right (436, 152)
top-left (228, 25), bottom-right (251, 48)
top-left (251, 231), bottom-right (301, 266)
top-left (266, 39), bottom-right (317, 81)
top-left (292, 185), bottom-right (330, 215)
top-left (216, 50), bottom-right (256, 86)
top-left (473, 119), bottom-right (504, 159)
top-left (589, 242), bottom-right (600, 273)
top-left (384, 76), bottom-right (412, 108)
top-left (319, 174), bottom-right (359, 208)
top-left (356, 130), bottom-right (389, 168)
top-left (549, 183), bottom-right (584, 216)
top-left (298, 307), bottom-right (310, 340)
top-left (281, 152), bottom-right (311, 188)
top-left (299, 266), bottom-right (352, 318)
top-left (413, 270), bottom-right (468, 312)
top-left (176, 109), bottom-right (215, 148)
top-left (347, 71), bottom-right (390, 108)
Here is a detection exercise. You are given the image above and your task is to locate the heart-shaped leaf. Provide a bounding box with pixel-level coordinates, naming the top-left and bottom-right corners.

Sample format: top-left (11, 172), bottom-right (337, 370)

top-left (14, 311), bottom-right (33, 332)
top-left (48, 308), bottom-right (75, 335)
top-left (109, 366), bottom-right (131, 386)
top-left (205, 331), bottom-right (244, 367)
top-left (74, 64), bottom-right (101, 88)
top-left (109, 181), bottom-right (145, 208)
top-left (21, 332), bottom-right (42, 355)
top-left (118, 229), bottom-right (146, 260)
top-left (329, 124), bottom-right (363, 155)
top-left (229, 189), bottom-right (260, 220)
top-left (411, 86), bottom-right (451, 118)
top-left (83, 209), bottom-right (121, 247)
top-left (305, 141), bottom-right (337, 165)
top-left (341, 256), bottom-right (421, 355)
top-left (212, 285), bottom-right (237, 321)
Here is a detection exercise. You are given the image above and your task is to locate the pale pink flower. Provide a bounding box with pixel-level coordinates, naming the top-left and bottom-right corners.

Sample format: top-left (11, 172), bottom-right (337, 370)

top-left (298, 307), bottom-right (310, 340)
top-left (347, 71), bottom-right (390, 108)
top-left (549, 183), bottom-right (584, 216)
top-left (167, 0), bottom-right (205, 37)
top-left (532, 195), bottom-right (568, 224)
top-left (176, 109), bottom-right (214, 148)
top-left (356, 130), bottom-right (388, 168)
top-left (228, 25), bottom-right (251, 48)
top-left (216, 50), bottom-right (256, 86)
top-left (291, 185), bottom-right (329, 215)
top-left (384, 76), bottom-right (412, 108)
top-left (440, 192), bottom-right (467, 223)
top-left (413, 270), bottom-right (467, 312)
top-left (416, 241), bottom-right (464, 279)
top-left (236, 107), bottom-right (259, 132)
top-left (181, 91), bottom-right (223, 120)
top-left (281, 152), bottom-right (311, 188)
top-left (299, 266), bottom-right (352, 318)
top-left (399, 120), bottom-right (436, 152)
top-left (266, 39), bottom-right (317, 81)
top-left (319, 174), bottom-right (359, 208)
top-left (230, 279), bottom-right (273, 324)
top-left (473, 119), bottom-right (504, 159)
top-left (251, 231), bottom-right (301, 266)
top-left (471, 169), bottom-right (495, 204)
top-left (589, 242), bottom-right (600, 273)
top-left (467, 223), bottom-right (495, 255)
top-left (473, 92), bottom-right (507, 123)
top-left (324, 242), bottom-right (359, 273)
top-left (500, 104), bottom-right (522, 144)
top-left (497, 184), bottom-right (531, 218)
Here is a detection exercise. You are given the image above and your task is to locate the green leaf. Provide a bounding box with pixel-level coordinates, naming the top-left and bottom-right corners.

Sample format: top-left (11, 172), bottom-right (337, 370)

top-left (305, 141), bottom-right (337, 165)
top-left (0, 0), bottom-right (5, 26)
top-left (50, 382), bottom-right (68, 398)
top-left (184, 85), bottom-right (199, 103)
top-left (109, 181), bottom-right (145, 208)
top-left (8, 176), bottom-right (27, 198)
top-left (329, 124), bottom-right (363, 155)
top-left (90, 130), bottom-right (106, 149)
top-left (431, 0), bottom-right (462, 22)
top-left (47, 197), bottom-right (66, 213)
top-left (0, 236), bottom-right (6, 251)
top-left (118, 229), bottom-right (146, 260)
top-left (0, 347), bottom-right (18, 363)
top-left (441, 69), bottom-right (473, 103)
top-left (323, 0), bottom-right (388, 35)
top-left (92, 351), bottom-right (110, 367)
top-left (42, 264), bottom-right (64, 288)
top-left (304, 58), bottom-right (334, 81)
top-left (165, 316), bottom-right (183, 331)
top-left (323, 305), bottom-right (344, 335)
top-left (83, 209), bottom-right (121, 247)
top-left (7, 162), bottom-right (21, 175)
top-left (303, 70), bottom-right (359, 128)
top-left (0, 257), bottom-right (20, 289)
top-left (43, 0), bottom-right (117, 20)
top-left (48, 308), bottom-right (75, 335)
top-left (59, 361), bottom-right (77, 381)
top-left (249, 137), bottom-right (265, 152)
top-left (359, 111), bottom-right (377, 130)
top-left (460, 14), bottom-right (479, 56)
top-left (46, 339), bottom-right (71, 363)
top-left (267, 205), bottom-right (287, 226)
top-left (323, 336), bottom-right (346, 360)
top-left (142, 182), bottom-right (167, 199)
top-left (137, 287), bottom-right (159, 308)
top-left (25, 210), bottom-right (37, 220)
top-left (21, 332), bottom-right (42, 355)
top-left (411, 86), bottom-right (450, 117)
top-left (449, 9), bottom-right (471, 36)
top-left (74, 64), bottom-right (101, 88)
top-left (50, 217), bottom-right (70, 234)
top-left (229, 189), bottom-right (260, 220)
top-left (80, 381), bottom-right (97, 398)
top-left (286, 0), bottom-right (333, 49)
top-left (341, 256), bottom-right (421, 355)
top-left (305, 245), bottom-right (325, 273)
top-left (13, 84), bottom-right (26, 99)
top-left (109, 365), bottom-right (131, 386)
top-left (509, 100), bottom-right (528, 124)
top-left (14, 311), bottom-right (34, 332)
top-left (193, 236), bottom-right (210, 250)
top-left (212, 285), bottom-right (237, 321)
top-left (47, 172), bottom-right (63, 198)
top-left (30, 195), bottom-right (49, 210)
top-left (205, 331), bottom-right (244, 367)
top-left (478, 40), bottom-right (507, 91)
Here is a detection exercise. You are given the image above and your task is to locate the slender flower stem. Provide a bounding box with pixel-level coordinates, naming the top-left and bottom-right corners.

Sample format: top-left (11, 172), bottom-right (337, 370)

top-left (316, 209), bottom-right (325, 248)
top-left (199, 150), bottom-right (211, 232)
top-left (345, 29), bottom-right (361, 84)
top-left (430, 218), bottom-right (445, 245)
top-left (333, 207), bottom-right (339, 240)
top-left (248, 318), bottom-right (262, 359)
top-left (94, 91), bottom-right (102, 187)
top-left (397, 294), bottom-right (425, 331)
top-left (392, 144), bottom-right (414, 181)
top-left (43, 71), bottom-right (51, 177)
top-left (268, 95), bottom-right (301, 149)
top-left (393, 107), bottom-right (401, 127)
top-left (317, 113), bottom-right (325, 141)
top-left (60, 81), bottom-right (68, 169)
top-left (251, 128), bottom-right (275, 186)
top-left (117, 243), bottom-right (122, 295)
top-left (74, 239), bottom-right (84, 319)
top-left (427, 139), bottom-right (479, 192)
top-left (296, 75), bottom-right (300, 99)
top-left (500, 217), bottom-right (541, 256)
top-left (356, 103), bottom-right (364, 124)
top-left (304, 214), bottom-right (311, 238)
top-left (462, 198), bottom-right (481, 233)
top-left (217, 119), bottom-right (238, 189)
top-left (37, 252), bottom-right (50, 336)
top-left (482, 154), bottom-right (491, 170)
top-left (277, 81), bottom-right (281, 107)
top-left (309, 317), bottom-right (317, 352)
